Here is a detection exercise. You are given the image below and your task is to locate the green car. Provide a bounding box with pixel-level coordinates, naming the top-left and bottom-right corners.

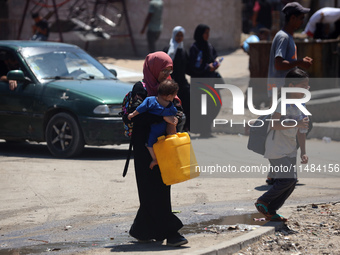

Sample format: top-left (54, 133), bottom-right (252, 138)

top-left (0, 41), bottom-right (132, 158)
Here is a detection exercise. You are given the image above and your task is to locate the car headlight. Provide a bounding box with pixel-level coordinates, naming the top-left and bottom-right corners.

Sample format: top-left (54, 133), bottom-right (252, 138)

top-left (93, 105), bottom-right (121, 116)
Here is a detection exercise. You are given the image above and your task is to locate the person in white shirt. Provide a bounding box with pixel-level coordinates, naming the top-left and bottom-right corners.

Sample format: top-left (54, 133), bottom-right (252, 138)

top-left (304, 7), bottom-right (340, 38)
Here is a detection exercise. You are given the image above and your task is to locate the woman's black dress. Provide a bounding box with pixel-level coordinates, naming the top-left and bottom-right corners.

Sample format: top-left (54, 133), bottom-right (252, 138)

top-left (129, 84), bottom-right (183, 241)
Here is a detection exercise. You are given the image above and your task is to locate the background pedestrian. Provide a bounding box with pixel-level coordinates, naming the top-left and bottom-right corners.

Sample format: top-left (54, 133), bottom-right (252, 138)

top-left (141, 0), bottom-right (163, 53)
top-left (256, 68), bottom-right (310, 222)
top-left (164, 26), bottom-right (190, 131)
top-left (31, 12), bottom-right (49, 41)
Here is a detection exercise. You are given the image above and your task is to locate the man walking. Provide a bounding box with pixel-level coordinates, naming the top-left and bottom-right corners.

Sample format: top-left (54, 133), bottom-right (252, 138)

top-left (141, 0), bottom-right (163, 53)
top-left (266, 2), bottom-right (312, 185)
top-left (267, 2), bottom-right (313, 99)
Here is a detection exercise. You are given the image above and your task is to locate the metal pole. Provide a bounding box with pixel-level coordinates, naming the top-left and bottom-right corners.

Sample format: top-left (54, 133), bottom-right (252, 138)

top-left (17, 0), bottom-right (30, 40)
top-left (122, 0), bottom-right (137, 56)
top-left (51, 0), bottom-right (64, 42)
top-left (85, 0), bottom-right (100, 51)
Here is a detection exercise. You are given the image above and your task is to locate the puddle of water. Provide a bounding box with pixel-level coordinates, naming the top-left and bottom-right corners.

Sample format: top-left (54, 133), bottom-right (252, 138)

top-left (182, 212), bottom-right (267, 234)
top-left (0, 213), bottom-right (266, 254)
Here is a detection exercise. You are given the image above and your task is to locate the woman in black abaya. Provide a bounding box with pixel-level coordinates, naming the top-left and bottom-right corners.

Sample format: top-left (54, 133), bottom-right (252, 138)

top-left (129, 51), bottom-right (187, 247)
top-left (188, 24), bottom-right (223, 136)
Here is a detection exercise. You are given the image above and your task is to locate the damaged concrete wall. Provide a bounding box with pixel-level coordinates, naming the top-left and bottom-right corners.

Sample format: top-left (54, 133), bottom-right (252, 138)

top-left (4, 0), bottom-right (241, 57)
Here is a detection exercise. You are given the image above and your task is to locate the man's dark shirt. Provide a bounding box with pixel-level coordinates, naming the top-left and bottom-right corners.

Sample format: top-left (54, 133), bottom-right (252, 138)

top-left (0, 61), bottom-right (9, 78)
top-left (35, 19), bottom-right (49, 37)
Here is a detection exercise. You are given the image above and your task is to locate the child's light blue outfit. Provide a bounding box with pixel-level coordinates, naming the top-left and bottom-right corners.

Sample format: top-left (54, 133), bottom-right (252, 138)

top-left (136, 96), bottom-right (177, 147)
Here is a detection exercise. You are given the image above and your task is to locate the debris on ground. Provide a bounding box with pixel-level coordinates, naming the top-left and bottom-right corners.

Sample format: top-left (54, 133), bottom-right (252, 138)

top-left (238, 202), bottom-right (340, 254)
top-left (205, 224), bottom-right (260, 234)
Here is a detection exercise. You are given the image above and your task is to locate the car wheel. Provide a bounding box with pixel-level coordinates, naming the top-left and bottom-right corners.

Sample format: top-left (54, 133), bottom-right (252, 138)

top-left (46, 113), bottom-right (84, 158)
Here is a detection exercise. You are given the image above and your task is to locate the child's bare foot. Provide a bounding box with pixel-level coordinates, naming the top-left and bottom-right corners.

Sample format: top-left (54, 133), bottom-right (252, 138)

top-left (149, 160), bottom-right (158, 169)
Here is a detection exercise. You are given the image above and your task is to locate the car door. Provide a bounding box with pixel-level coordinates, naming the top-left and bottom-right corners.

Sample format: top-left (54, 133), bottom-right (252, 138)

top-left (0, 49), bottom-right (36, 140)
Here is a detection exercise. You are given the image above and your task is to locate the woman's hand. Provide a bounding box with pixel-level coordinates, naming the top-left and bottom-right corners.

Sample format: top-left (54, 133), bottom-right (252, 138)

top-left (208, 62), bottom-right (219, 72)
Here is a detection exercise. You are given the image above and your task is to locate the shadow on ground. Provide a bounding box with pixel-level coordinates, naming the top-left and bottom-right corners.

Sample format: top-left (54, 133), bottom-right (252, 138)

top-left (254, 182), bottom-right (306, 191)
top-left (107, 240), bottom-right (190, 252)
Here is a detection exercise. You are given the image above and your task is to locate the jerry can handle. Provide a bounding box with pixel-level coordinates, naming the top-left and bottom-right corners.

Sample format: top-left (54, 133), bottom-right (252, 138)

top-left (157, 135), bottom-right (166, 141)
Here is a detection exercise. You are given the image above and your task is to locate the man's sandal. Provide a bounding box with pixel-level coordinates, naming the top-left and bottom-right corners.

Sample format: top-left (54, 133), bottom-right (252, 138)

top-left (255, 201), bottom-right (271, 217)
top-left (266, 213), bottom-right (288, 222)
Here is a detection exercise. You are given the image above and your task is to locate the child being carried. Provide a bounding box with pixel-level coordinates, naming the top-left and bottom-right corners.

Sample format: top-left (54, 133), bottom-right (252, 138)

top-left (128, 79), bottom-right (179, 169)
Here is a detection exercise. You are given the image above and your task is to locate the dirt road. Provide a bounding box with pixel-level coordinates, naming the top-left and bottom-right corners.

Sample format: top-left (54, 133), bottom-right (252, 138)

top-left (1, 134), bottom-right (340, 254)
top-left (1, 49), bottom-right (340, 254)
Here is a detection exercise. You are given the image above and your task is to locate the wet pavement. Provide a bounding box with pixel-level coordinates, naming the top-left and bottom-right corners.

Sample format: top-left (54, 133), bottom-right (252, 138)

top-left (0, 212), bottom-right (266, 255)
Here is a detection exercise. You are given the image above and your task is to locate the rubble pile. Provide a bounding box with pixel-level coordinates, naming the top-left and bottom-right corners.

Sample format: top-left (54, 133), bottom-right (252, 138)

top-left (238, 202), bottom-right (340, 255)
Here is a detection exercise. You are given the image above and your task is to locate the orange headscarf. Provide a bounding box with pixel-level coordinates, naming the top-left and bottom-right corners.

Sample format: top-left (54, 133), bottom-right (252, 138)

top-left (143, 51), bottom-right (173, 96)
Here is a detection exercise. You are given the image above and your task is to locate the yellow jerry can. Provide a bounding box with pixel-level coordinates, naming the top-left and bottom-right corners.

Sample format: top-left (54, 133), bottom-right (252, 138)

top-left (153, 132), bottom-right (199, 185)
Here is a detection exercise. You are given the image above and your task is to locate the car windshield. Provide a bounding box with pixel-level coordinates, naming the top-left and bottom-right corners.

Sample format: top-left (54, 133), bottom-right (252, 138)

top-left (20, 46), bottom-right (116, 83)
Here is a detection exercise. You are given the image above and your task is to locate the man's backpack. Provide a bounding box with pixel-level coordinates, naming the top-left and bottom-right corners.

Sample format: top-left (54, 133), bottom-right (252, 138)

top-left (247, 114), bottom-right (275, 155)
top-left (120, 81), bottom-right (147, 137)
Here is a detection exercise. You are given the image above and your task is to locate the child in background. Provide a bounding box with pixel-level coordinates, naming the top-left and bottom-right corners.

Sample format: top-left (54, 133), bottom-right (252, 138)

top-left (128, 79), bottom-right (178, 169)
top-left (255, 68), bottom-right (310, 222)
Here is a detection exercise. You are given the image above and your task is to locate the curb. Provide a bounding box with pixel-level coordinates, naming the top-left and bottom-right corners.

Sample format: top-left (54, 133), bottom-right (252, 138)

top-left (185, 222), bottom-right (283, 255)
top-left (307, 123), bottom-right (340, 141)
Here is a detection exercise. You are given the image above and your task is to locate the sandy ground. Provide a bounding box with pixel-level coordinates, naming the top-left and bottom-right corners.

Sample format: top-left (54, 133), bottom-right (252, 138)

top-left (1, 135), bottom-right (339, 255)
top-left (238, 202), bottom-right (340, 255)
top-left (1, 49), bottom-right (340, 254)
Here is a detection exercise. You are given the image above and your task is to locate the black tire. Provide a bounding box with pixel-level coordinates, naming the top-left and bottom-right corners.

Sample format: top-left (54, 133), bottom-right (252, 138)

top-left (45, 113), bottom-right (84, 158)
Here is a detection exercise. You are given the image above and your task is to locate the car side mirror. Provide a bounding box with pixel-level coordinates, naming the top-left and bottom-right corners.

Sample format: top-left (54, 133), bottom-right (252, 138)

top-left (7, 70), bottom-right (31, 83)
top-left (109, 69), bottom-right (117, 77)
